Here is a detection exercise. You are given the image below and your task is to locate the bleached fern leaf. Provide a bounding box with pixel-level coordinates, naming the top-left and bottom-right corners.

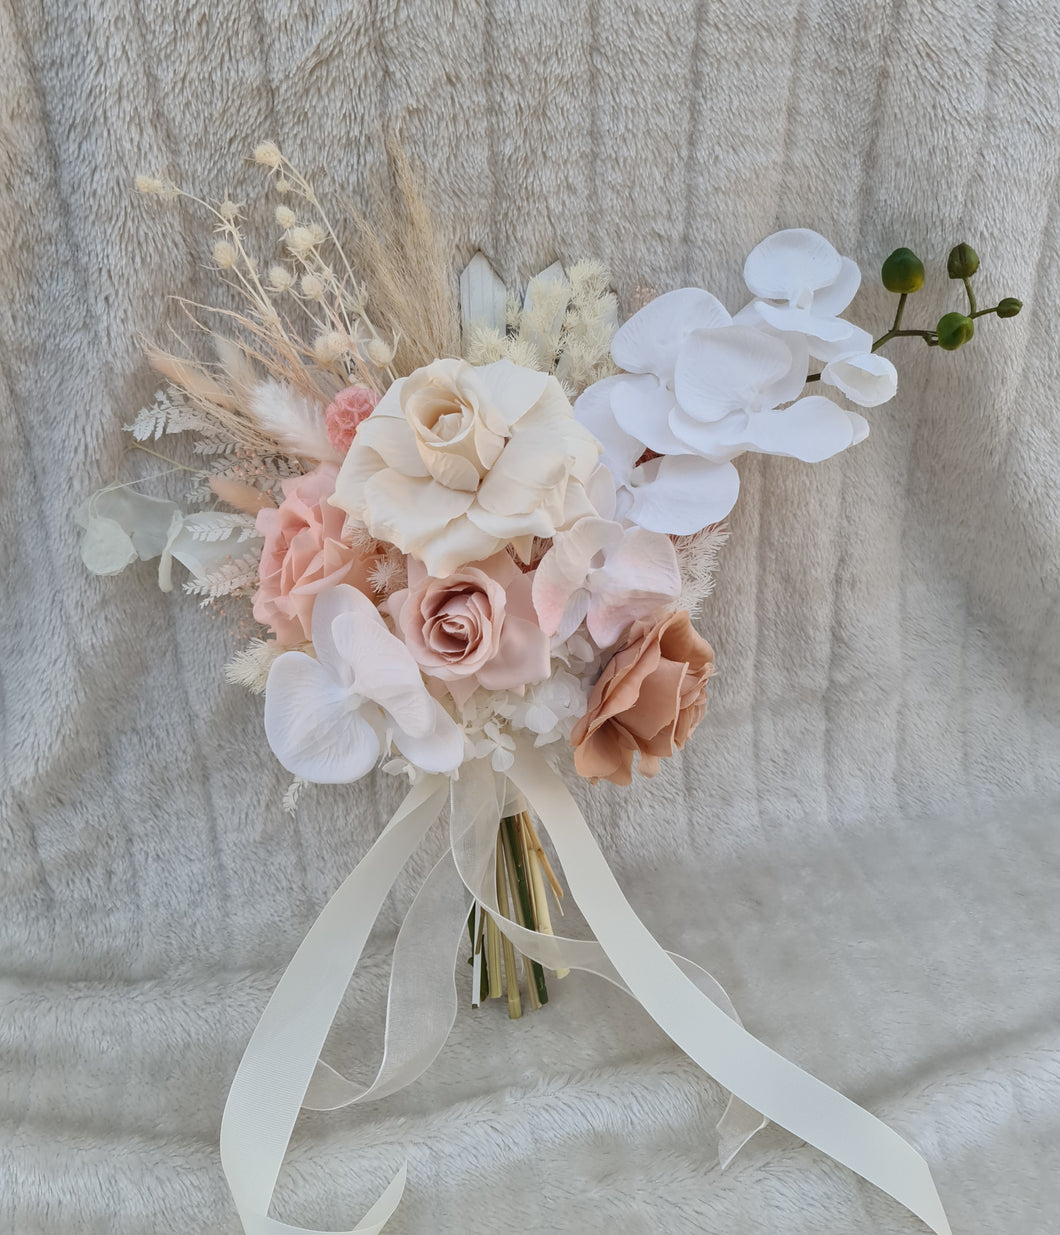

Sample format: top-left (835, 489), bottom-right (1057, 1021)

top-left (282, 777), bottom-right (309, 816)
top-left (124, 386), bottom-right (215, 440)
top-left (193, 439), bottom-right (240, 457)
top-left (224, 638), bottom-right (282, 694)
top-left (182, 512), bottom-right (259, 543)
top-left (183, 554), bottom-right (261, 602)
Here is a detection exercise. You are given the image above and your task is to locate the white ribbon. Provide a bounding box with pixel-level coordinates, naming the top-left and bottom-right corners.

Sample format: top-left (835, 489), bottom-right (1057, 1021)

top-left (221, 747), bottom-right (952, 1235)
top-left (220, 777), bottom-right (449, 1234)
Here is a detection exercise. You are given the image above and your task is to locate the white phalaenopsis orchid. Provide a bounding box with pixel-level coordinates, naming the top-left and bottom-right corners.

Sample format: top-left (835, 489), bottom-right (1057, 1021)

top-left (532, 515), bottom-right (681, 646)
top-left (264, 584), bottom-right (464, 783)
top-left (574, 229), bottom-right (892, 536)
top-left (738, 228), bottom-right (898, 406)
top-left (818, 347), bottom-right (898, 407)
top-left (740, 227), bottom-right (863, 348)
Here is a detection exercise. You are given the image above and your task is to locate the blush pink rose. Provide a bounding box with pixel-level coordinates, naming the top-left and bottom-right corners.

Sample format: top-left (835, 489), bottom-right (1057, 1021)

top-left (325, 385), bottom-right (379, 454)
top-left (386, 551), bottom-right (550, 707)
top-left (571, 610), bottom-right (713, 786)
top-left (253, 463), bottom-right (377, 645)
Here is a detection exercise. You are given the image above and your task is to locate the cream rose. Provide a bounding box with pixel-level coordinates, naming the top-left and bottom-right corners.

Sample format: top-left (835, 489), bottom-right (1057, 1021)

top-left (329, 358), bottom-right (601, 577)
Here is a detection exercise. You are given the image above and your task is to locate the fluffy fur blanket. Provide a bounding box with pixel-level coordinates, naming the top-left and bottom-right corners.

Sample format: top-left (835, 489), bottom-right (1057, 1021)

top-left (2, 1), bottom-right (1058, 1231)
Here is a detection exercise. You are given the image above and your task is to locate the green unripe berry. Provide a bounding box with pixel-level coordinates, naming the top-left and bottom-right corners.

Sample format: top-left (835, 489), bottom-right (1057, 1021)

top-left (881, 247), bottom-right (925, 294)
top-left (936, 312), bottom-right (975, 350)
top-left (947, 243), bottom-right (980, 279)
top-left (996, 297), bottom-right (1023, 318)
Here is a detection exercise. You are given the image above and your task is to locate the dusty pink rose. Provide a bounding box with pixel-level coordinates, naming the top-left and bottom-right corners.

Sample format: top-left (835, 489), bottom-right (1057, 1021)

top-left (253, 463), bottom-right (377, 645)
top-left (386, 551), bottom-right (549, 707)
top-left (571, 610), bottom-right (713, 786)
top-left (325, 385), bottom-right (379, 454)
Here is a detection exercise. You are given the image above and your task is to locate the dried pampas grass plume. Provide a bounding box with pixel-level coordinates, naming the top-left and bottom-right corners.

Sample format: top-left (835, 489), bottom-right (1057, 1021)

top-left (339, 134), bottom-right (461, 373)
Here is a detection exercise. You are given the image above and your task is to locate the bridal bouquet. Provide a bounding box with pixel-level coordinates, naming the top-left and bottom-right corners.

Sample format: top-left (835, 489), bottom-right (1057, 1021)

top-left (81, 142), bottom-right (1020, 1235)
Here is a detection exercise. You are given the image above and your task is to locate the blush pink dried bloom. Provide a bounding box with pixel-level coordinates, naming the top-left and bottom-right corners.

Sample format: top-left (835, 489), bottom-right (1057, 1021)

top-left (386, 551), bottom-right (550, 708)
top-left (325, 385), bottom-right (379, 454)
top-left (253, 463), bottom-right (377, 645)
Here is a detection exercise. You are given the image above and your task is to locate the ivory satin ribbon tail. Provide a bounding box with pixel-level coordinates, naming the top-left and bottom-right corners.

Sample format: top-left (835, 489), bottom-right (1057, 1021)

top-left (220, 747), bottom-right (952, 1235)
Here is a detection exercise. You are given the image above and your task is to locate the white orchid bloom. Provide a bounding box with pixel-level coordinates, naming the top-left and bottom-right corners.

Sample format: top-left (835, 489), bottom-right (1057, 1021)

top-left (576, 312), bottom-right (865, 536)
top-left (532, 515), bottom-right (682, 646)
top-left (574, 292), bottom-right (745, 535)
top-left (819, 345), bottom-right (898, 407)
top-left (264, 585), bottom-right (464, 783)
top-left (739, 228), bottom-right (863, 351)
top-left (673, 325), bottom-right (869, 463)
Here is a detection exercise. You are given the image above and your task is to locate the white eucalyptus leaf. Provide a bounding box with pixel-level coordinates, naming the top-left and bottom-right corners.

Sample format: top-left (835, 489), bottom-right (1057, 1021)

top-left (80, 513), bottom-right (138, 576)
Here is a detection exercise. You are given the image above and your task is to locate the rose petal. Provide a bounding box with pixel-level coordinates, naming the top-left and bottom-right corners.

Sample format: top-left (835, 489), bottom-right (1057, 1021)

top-left (474, 359), bottom-right (552, 428)
top-left (474, 615), bottom-right (551, 693)
top-left (354, 414), bottom-right (429, 478)
top-left (362, 471), bottom-right (473, 555)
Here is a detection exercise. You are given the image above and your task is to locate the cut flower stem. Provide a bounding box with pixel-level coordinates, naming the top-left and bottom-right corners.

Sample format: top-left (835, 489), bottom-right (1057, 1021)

top-left (470, 809), bottom-right (565, 1019)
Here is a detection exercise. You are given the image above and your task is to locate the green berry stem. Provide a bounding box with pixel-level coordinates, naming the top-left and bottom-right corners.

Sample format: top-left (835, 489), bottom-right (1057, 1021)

top-left (963, 276), bottom-right (977, 316)
top-left (871, 293), bottom-right (941, 351)
top-left (872, 328), bottom-right (939, 350)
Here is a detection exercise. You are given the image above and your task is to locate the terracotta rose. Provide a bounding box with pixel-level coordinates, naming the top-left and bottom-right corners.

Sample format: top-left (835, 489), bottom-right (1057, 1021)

top-left (253, 463), bottom-right (376, 645)
top-left (571, 610), bottom-right (713, 786)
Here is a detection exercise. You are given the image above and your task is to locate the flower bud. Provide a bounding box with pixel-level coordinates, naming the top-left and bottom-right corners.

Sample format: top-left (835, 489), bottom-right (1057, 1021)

top-left (881, 248), bottom-right (925, 294)
top-left (936, 312), bottom-right (974, 351)
top-left (947, 243), bottom-right (979, 279)
top-left (996, 297), bottom-right (1022, 318)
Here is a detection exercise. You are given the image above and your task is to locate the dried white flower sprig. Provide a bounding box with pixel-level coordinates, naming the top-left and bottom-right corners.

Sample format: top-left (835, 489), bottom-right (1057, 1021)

top-left (462, 255), bottom-right (619, 396)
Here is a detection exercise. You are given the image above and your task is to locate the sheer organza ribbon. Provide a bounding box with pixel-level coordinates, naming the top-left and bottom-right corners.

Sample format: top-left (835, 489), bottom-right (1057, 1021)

top-left (221, 741), bottom-right (952, 1234)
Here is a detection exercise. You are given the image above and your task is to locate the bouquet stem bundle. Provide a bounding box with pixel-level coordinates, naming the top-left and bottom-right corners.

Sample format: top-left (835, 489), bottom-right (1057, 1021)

top-left (468, 810), bottom-right (567, 1018)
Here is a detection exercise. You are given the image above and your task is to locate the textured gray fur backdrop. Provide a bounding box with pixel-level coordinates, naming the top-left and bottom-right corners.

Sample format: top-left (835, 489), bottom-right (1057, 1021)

top-left (3, 0), bottom-right (1060, 1232)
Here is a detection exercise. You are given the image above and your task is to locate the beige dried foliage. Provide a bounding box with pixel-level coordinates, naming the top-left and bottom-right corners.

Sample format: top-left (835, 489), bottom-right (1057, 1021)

top-left (140, 136), bottom-right (458, 463)
top-left (338, 136), bottom-right (461, 373)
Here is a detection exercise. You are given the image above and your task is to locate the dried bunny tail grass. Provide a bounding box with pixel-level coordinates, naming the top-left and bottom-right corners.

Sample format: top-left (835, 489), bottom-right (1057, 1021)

top-left (339, 134), bottom-right (460, 373)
